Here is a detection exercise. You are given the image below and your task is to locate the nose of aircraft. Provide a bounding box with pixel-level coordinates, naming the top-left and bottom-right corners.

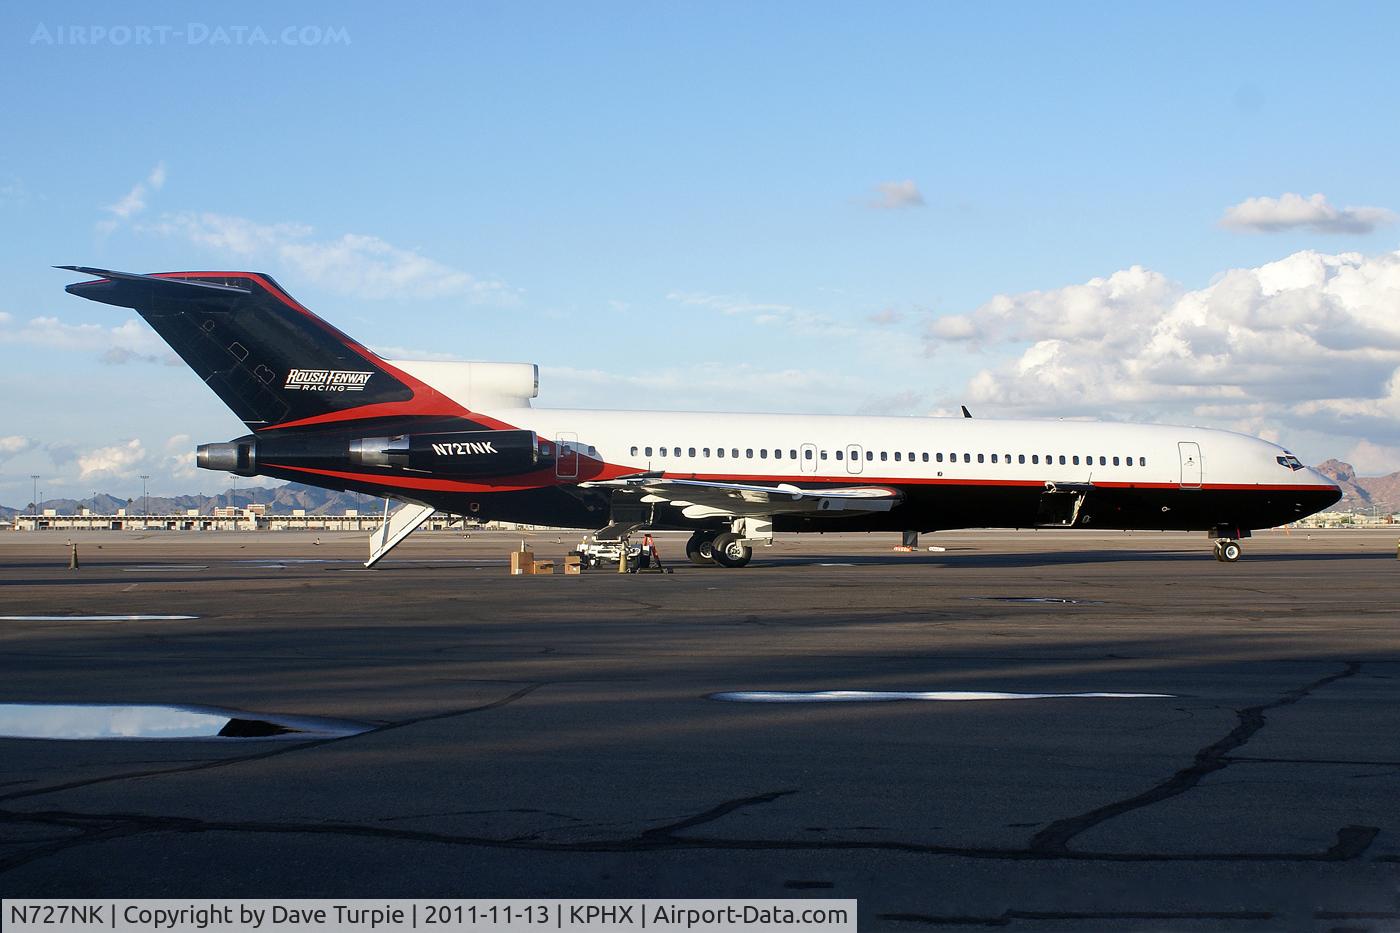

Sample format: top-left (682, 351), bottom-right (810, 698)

top-left (1306, 467), bottom-right (1344, 508)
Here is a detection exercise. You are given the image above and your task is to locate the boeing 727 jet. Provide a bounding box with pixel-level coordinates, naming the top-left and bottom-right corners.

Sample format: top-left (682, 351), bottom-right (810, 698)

top-left (60, 266), bottom-right (1342, 567)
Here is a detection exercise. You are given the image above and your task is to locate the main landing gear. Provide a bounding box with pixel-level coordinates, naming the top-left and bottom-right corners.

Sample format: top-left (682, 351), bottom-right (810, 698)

top-left (686, 530), bottom-right (753, 567)
top-left (687, 518), bottom-right (771, 568)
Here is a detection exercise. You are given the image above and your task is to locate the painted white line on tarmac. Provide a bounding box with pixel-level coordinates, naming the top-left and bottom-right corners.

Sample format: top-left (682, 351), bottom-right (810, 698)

top-left (711, 690), bottom-right (1174, 703)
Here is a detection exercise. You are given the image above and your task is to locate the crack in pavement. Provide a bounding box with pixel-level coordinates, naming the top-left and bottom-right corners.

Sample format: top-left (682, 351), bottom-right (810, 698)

top-left (0, 801), bottom-right (1381, 874)
top-left (1028, 661), bottom-right (1363, 855)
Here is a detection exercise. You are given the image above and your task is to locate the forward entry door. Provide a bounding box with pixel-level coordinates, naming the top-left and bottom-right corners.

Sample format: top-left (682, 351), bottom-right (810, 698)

top-left (1178, 441), bottom-right (1202, 489)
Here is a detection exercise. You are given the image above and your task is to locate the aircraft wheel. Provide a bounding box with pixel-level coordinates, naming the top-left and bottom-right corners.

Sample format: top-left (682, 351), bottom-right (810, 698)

top-left (710, 532), bottom-right (752, 568)
top-left (1218, 540), bottom-right (1242, 562)
top-left (686, 531), bottom-right (718, 566)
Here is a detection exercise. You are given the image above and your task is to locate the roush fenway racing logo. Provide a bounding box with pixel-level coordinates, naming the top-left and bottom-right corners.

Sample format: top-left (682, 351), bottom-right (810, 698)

top-left (284, 369), bottom-right (374, 392)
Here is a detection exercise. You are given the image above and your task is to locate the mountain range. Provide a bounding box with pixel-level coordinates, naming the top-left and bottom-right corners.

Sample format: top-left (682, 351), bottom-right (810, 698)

top-left (0, 483), bottom-right (383, 520)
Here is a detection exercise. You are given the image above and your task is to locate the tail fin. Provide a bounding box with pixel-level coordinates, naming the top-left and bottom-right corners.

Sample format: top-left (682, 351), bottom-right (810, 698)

top-left (60, 266), bottom-right (415, 429)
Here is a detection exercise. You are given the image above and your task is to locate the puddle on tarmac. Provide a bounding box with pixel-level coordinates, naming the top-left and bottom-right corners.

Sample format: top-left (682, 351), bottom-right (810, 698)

top-left (0, 615), bottom-right (198, 622)
top-left (0, 703), bottom-right (371, 740)
top-left (710, 690), bottom-right (1173, 703)
top-left (966, 596), bottom-right (1104, 605)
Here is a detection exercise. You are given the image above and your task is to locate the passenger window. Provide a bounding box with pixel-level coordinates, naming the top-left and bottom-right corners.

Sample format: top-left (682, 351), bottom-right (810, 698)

top-left (978, 453), bottom-right (985, 463)
top-left (804, 449), bottom-right (814, 460)
top-left (1018, 454), bottom-right (1025, 464)
top-left (746, 448), bottom-right (754, 458)
top-left (1125, 456), bottom-right (1132, 466)
top-left (835, 449), bottom-right (844, 460)
top-left (1058, 455), bottom-right (1066, 465)
top-left (866, 451), bottom-right (874, 461)
top-left (963, 453), bottom-right (971, 463)
top-left (790, 449), bottom-right (797, 459)
top-left (732, 449), bottom-right (739, 458)
top-left (1031, 454), bottom-right (1039, 464)
top-left (880, 451), bottom-right (888, 461)
top-left (991, 454), bottom-right (998, 463)
top-left (630, 446), bottom-right (638, 456)
top-left (1141, 457), bottom-right (1147, 467)
top-left (936, 453), bottom-right (943, 463)
top-left (645, 446), bottom-right (653, 456)
top-left (1112, 456), bottom-right (1119, 466)
top-left (1099, 456), bottom-right (1106, 466)
top-left (773, 449), bottom-right (781, 459)
top-left (922, 453), bottom-right (930, 462)
top-left (761, 449), bottom-right (768, 459)
top-left (1072, 455), bottom-right (1080, 465)
top-left (894, 452), bottom-right (902, 461)
top-left (703, 447), bottom-right (710, 457)
top-left (716, 448), bottom-right (725, 459)
top-left (820, 450), bottom-right (827, 460)
top-left (689, 447), bottom-right (696, 457)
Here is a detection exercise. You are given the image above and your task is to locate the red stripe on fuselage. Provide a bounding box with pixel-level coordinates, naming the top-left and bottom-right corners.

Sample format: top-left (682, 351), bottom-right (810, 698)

top-left (266, 462), bottom-right (1338, 497)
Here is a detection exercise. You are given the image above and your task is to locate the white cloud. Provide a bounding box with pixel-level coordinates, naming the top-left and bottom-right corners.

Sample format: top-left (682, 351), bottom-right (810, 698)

top-left (928, 249), bottom-right (1400, 462)
top-left (144, 211), bottom-right (512, 301)
top-left (867, 307), bottom-right (903, 326)
top-left (0, 312), bottom-right (172, 364)
top-left (1343, 439), bottom-right (1400, 476)
top-left (0, 435), bottom-right (33, 462)
top-left (1220, 192), bottom-right (1396, 235)
top-left (870, 180), bottom-right (925, 210)
top-left (77, 439), bottom-right (146, 481)
top-left (99, 162), bottom-right (166, 231)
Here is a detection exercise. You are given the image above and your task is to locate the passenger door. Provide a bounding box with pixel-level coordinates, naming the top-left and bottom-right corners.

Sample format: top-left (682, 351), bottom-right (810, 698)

top-left (1178, 441), bottom-right (1202, 489)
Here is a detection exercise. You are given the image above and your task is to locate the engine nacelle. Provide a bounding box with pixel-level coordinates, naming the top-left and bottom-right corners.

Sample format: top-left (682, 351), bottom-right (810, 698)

top-left (348, 430), bottom-right (548, 477)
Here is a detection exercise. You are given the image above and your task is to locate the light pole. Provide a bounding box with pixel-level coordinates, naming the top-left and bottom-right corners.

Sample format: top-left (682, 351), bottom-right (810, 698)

top-left (30, 474), bottom-right (39, 516)
top-left (140, 474), bottom-right (150, 517)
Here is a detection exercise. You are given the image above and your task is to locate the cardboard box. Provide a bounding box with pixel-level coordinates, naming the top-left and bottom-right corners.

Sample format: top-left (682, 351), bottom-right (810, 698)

top-left (510, 550), bottom-right (535, 575)
top-left (532, 559), bottom-right (554, 575)
top-left (563, 555), bottom-right (582, 575)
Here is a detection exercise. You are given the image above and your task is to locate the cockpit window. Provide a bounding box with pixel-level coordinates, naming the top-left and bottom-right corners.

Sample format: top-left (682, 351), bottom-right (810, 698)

top-left (1276, 454), bottom-right (1304, 471)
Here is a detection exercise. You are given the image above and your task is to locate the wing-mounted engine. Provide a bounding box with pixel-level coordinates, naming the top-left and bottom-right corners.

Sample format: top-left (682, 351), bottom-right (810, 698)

top-left (349, 430), bottom-right (551, 477)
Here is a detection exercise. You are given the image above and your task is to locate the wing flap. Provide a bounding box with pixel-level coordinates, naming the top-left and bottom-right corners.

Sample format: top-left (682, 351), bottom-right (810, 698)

top-left (583, 476), bottom-right (902, 518)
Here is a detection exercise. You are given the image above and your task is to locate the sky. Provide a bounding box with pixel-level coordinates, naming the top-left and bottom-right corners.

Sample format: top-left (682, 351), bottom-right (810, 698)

top-left (3, 1), bottom-right (1400, 507)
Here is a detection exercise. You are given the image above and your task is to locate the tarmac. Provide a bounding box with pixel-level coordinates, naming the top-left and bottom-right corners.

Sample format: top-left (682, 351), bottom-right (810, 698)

top-left (0, 526), bottom-right (1397, 931)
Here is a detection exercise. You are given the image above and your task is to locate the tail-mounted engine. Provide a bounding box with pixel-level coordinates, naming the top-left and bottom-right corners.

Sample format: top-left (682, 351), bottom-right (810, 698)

top-left (348, 430), bottom-right (550, 477)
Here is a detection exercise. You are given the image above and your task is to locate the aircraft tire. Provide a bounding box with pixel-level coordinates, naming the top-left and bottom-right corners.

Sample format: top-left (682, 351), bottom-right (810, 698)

top-left (710, 532), bottom-right (752, 568)
top-left (1218, 540), bottom-right (1242, 562)
top-left (686, 531), bottom-right (718, 566)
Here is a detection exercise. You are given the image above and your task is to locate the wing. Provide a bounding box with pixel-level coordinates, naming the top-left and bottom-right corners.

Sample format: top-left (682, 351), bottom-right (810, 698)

top-left (581, 473), bottom-right (902, 519)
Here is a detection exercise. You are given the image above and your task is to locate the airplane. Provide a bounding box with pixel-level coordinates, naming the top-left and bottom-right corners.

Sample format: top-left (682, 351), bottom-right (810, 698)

top-left (59, 266), bottom-right (1343, 568)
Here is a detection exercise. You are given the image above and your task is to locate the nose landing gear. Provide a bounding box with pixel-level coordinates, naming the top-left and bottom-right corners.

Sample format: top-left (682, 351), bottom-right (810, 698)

top-left (1209, 525), bottom-right (1249, 562)
top-left (1213, 539), bottom-right (1242, 562)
